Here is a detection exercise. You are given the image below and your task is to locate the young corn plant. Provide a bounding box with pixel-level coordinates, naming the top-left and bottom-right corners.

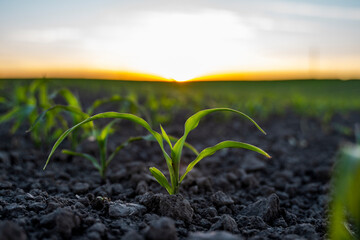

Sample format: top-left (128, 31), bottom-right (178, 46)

top-left (61, 120), bottom-right (152, 178)
top-left (0, 79), bottom-right (60, 145)
top-left (44, 108), bottom-right (270, 194)
top-left (44, 115), bottom-right (197, 178)
top-left (32, 91), bottom-right (149, 150)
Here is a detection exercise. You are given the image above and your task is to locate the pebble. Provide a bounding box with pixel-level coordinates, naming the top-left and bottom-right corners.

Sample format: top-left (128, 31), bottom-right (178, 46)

top-left (187, 231), bottom-right (243, 240)
top-left (158, 194), bottom-right (194, 223)
top-left (210, 214), bottom-right (239, 233)
top-left (240, 193), bottom-right (280, 223)
top-left (211, 191), bottom-right (234, 207)
top-left (108, 201), bottom-right (146, 218)
top-left (0, 221), bottom-right (27, 240)
top-left (145, 217), bottom-right (178, 240)
top-left (40, 208), bottom-right (81, 238)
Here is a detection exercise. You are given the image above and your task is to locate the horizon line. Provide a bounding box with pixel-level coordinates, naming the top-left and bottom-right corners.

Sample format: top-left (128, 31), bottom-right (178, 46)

top-left (1, 69), bottom-right (360, 82)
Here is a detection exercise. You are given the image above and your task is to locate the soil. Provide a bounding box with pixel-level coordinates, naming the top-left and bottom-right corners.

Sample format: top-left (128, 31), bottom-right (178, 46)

top-left (0, 101), bottom-right (359, 239)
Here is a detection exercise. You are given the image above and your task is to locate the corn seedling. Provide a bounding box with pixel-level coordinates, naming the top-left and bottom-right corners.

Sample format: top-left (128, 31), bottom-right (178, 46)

top-left (44, 115), bottom-right (197, 178)
top-left (329, 143), bottom-right (360, 239)
top-left (0, 79), bottom-right (61, 145)
top-left (31, 91), bottom-right (149, 149)
top-left (61, 120), bottom-right (149, 178)
top-left (44, 108), bottom-right (270, 194)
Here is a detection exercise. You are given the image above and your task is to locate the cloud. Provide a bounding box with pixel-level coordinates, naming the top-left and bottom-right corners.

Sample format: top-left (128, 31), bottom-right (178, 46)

top-left (268, 1), bottom-right (360, 21)
top-left (11, 28), bottom-right (81, 43)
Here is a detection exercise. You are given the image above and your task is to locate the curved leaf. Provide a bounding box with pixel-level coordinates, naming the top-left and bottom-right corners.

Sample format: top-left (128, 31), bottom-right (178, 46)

top-left (173, 108), bottom-right (266, 165)
top-left (27, 105), bottom-right (89, 132)
top-left (160, 125), bottom-right (172, 149)
top-left (44, 112), bottom-right (171, 172)
top-left (87, 95), bottom-right (152, 126)
top-left (52, 88), bottom-right (82, 109)
top-left (168, 136), bottom-right (199, 155)
top-left (180, 141), bottom-right (271, 182)
top-left (149, 167), bottom-right (172, 194)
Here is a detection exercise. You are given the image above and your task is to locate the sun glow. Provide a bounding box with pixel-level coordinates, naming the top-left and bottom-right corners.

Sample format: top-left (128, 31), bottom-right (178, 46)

top-left (82, 10), bottom-right (256, 82)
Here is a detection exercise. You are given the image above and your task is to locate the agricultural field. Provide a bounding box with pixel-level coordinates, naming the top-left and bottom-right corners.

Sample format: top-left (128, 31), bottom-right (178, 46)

top-left (0, 78), bottom-right (360, 239)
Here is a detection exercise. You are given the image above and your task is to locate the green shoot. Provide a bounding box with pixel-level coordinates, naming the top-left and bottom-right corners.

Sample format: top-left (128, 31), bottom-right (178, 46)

top-left (151, 108), bottom-right (270, 194)
top-left (31, 91), bottom-right (148, 149)
top-left (0, 79), bottom-right (59, 145)
top-left (45, 108), bottom-right (269, 194)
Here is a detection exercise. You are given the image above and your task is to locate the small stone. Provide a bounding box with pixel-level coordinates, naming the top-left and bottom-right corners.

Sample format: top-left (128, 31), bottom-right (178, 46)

top-left (158, 194), bottom-right (194, 223)
top-left (236, 215), bottom-right (268, 230)
top-left (4, 203), bottom-right (26, 217)
top-left (86, 231), bottom-right (101, 240)
top-left (74, 201), bottom-right (86, 209)
top-left (139, 192), bottom-right (162, 211)
top-left (145, 217), bottom-right (178, 240)
top-left (0, 221), bottom-right (27, 240)
top-left (111, 183), bottom-right (124, 195)
top-left (72, 182), bottom-right (90, 194)
top-left (273, 217), bottom-right (288, 228)
top-left (108, 201), bottom-right (146, 218)
top-left (283, 210), bottom-right (297, 225)
top-left (0, 181), bottom-right (13, 190)
top-left (286, 223), bottom-right (318, 239)
top-left (88, 222), bottom-right (106, 236)
top-left (136, 181), bottom-right (148, 195)
top-left (187, 231), bottom-right (243, 240)
top-left (27, 202), bottom-right (46, 211)
top-left (40, 208), bottom-right (81, 238)
top-left (200, 207), bottom-right (218, 218)
top-left (240, 193), bottom-right (280, 224)
top-left (123, 230), bottom-right (144, 240)
top-left (210, 214), bottom-right (239, 233)
top-left (211, 191), bottom-right (234, 207)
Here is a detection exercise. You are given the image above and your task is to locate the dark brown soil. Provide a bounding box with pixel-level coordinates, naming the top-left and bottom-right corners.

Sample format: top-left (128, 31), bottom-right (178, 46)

top-left (0, 104), bottom-right (359, 239)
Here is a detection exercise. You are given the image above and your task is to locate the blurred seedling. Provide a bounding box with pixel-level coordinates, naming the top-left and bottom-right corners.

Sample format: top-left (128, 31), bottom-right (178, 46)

top-left (44, 108), bottom-right (270, 194)
top-left (31, 90), bottom-right (149, 149)
top-left (329, 141), bottom-right (360, 239)
top-left (0, 79), bottom-right (61, 145)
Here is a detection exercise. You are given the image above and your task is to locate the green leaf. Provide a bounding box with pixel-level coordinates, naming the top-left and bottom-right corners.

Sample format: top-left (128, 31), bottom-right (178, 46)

top-left (87, 95), bottom-right (152, 126)
top-left (44, 112), bottom-right (171, 171)
top-left (54, 88), bottom-right (82, 109)
top-left (160, 125), bottom-right (172, 149)
top-left (172, 108), bottom-right (266, 165)
top-left (98, 119), bottom-right (117, 142)
top-left (87, 95), bottom-right (126, 115)
top-left (168, 135), bottom-right (199, 155)
top-left (149, 167), bottom-right (172, 194)
top-left (0, 106), bottom-right (21, 123)
top-left (0, 96), bottom-right (7, 104)
top-left (180, 141), bottom-right (271, 182)
top-left (27, 105), bottom-right (90, 133)
top-left (62, 149), bottom-right (101, 170)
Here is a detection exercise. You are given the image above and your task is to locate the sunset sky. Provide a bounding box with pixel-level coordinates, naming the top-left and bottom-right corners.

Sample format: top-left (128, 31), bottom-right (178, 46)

top-left (0, 0), bottom-right (359, 81)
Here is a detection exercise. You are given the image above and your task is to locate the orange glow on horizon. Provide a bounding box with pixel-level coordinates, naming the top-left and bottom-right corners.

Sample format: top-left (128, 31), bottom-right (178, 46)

top-left (1, 68), bottom-right (360, 82)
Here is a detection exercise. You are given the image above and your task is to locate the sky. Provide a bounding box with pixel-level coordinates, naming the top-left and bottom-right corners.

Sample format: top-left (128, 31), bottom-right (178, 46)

top-left (0, 0), bottom-right (359, 81)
